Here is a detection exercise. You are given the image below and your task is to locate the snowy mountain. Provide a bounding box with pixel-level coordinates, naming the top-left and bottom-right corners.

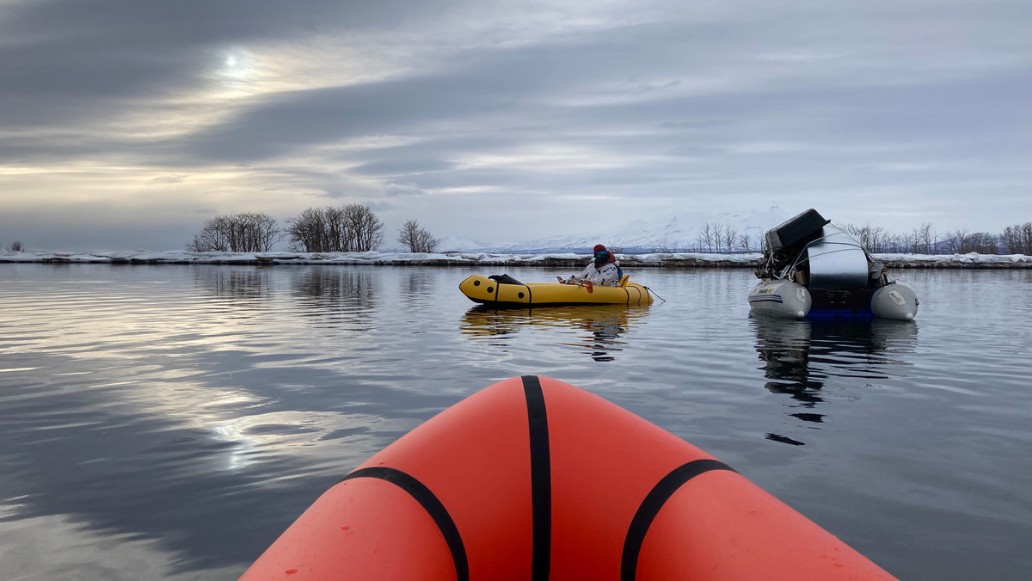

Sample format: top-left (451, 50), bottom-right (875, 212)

top-left (456, 206), bottom-right (792, 253)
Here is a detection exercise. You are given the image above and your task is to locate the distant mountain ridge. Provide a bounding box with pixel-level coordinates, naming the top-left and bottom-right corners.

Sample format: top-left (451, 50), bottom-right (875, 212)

top-left (439, 206), bottom-right (791, 253)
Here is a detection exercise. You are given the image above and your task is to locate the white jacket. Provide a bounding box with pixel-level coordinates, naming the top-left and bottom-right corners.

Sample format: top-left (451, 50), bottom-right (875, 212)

top-left (573, 261), bottom-right (621, 287)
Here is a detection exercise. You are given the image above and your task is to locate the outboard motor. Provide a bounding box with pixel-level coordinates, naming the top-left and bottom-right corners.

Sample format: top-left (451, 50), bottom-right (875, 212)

top-left (757, 209), bottom-right (830, 278)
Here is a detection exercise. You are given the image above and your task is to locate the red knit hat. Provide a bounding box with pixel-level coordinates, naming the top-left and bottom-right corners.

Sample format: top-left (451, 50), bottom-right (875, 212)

top-left (593, 244), bottom-right (606, 253)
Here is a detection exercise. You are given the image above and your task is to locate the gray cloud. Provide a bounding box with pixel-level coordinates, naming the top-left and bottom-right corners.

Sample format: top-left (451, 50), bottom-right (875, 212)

top-left (1, 0), bottom-right (1030, 250)
top-left (383, 182), bottom-right (429, 197)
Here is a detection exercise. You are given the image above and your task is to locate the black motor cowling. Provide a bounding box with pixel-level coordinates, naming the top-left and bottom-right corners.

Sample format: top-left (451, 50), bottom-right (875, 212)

top-left (759, 209), bottom-right (830, 276)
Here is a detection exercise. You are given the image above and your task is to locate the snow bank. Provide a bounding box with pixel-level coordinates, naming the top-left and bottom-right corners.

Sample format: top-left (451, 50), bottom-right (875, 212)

top-left (2, 250), bottom-right (1029, 268)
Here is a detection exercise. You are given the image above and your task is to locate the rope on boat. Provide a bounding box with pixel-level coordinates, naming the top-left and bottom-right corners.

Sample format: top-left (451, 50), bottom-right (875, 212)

top-left (646, 286), bottom-right (667, 303)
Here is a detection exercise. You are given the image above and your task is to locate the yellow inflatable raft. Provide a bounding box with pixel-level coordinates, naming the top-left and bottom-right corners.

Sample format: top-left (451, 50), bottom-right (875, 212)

top-left (459, 274), bottom-right (653, 307)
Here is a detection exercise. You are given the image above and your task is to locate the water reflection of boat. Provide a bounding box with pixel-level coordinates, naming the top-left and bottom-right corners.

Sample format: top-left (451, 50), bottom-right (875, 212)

top-left (749, 209), bottom-right (919, 320)
top-left (461, 305), bottom-right (645, 362)
top-left (751, 315), bottom-right (918, 445)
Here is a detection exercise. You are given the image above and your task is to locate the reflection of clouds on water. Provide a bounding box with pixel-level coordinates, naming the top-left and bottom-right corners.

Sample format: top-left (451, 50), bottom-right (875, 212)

top-left (460, 305), bottom-right (647, 362)
top-left (210, 410), bottom-right (416, 472)
top-left (0, 509), bottom-right (242, 581)
top-left (750, 316), bottom-right (918, 445)
top-left (0, 266), bottom-right (449, 576)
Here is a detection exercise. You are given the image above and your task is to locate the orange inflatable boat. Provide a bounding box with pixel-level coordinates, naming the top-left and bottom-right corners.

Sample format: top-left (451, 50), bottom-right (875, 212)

top-left (241, 376), bottom-right (895, 580)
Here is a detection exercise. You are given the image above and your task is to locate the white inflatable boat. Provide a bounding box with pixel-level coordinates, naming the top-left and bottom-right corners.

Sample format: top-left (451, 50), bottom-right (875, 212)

top-left (748, 209), bottom-right (919, 321)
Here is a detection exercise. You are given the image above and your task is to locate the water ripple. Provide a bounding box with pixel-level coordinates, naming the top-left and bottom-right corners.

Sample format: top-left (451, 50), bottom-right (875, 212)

top-left (0, 265), bottom-right (1030, 580)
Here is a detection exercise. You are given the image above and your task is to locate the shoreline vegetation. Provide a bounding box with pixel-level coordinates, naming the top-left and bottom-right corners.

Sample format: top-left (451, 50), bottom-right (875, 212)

top-left (2, 250), bottom-right (1030, 269)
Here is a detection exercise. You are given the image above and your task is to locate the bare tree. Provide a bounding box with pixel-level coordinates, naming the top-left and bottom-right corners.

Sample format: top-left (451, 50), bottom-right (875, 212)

top-left (398, 220), bottom-right (420, 252)
top-left (843, 223), bottom-right (865, 248)
top-left (190, 215), bottom-right (231, 252)
top-left (883, 233), bottom-right (905, 253)
top-left (721, 225), bottom-right (737, 253)
top-left (287, 204), bottom-right (384, 252)
top-left (941, 229), bottom-right (967, 254)
top-left (745, 219), bottom-right (1025, 256)
top-left (323, 206), bottom-right (348, 252)
top-left (241, 212), bottom-right (283, 252)
top-left (844, 223), bottom-right (889, 253)
top-left (960, 232), bottom-right (998, 254)
top-left (9, 241), bottom-right (23, 252)
top-left (912, 222), bottom-right (937, 254)
top-left (346, 204), bottom-right (384, 252)
top-left (696, 223), bottom-right (715, 252)
top-left (735, 232), bottom-right (754, 253)
top-left (417, 230), bottom-right (439, 253)
top-left (653, 239), bottom-right (681, 252)
top-left (398, 219), bottom-right (440, 253)
top-left (189, 213), bottom-right (282, 252)
top-left (1001, 223), bottom-right (1032, 255)
top-left (690, 223), bottom-right (754, 253)
top-left (287, 208), bottom-right (328, 252)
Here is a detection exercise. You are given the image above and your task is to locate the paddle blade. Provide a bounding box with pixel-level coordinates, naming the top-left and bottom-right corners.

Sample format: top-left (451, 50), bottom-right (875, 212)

top-left (584, 281), bottom-right (593, 293)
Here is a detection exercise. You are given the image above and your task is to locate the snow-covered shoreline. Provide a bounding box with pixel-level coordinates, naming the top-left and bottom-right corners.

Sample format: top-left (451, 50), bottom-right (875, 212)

top-left (2, 250), bottom-right (1030, 268)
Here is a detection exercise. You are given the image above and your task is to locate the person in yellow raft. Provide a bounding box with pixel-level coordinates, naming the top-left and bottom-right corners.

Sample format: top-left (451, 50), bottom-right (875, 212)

top-left (559, 244), bottom-right (623, 287)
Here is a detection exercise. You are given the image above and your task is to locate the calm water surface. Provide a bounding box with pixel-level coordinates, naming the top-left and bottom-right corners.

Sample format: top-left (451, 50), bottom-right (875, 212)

top-left (1, 264), bottom-right (1030, 580)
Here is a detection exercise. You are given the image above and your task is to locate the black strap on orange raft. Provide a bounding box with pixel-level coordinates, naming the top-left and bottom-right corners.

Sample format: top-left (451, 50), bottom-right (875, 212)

top-left (522, 375), bottom-right (552, 580)
top-left (522, 375), bottom-right (737, 581)
top-left (342, 466), bottom-right (470, 580)
top-left (340, 376), bottom-right (737, 581)
top-left (620, 459), bottom-right (736, 581)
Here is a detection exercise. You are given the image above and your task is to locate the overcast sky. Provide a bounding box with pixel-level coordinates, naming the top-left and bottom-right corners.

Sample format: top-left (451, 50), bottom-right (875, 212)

top-left (1, 0), bottom-right (1029, 251)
